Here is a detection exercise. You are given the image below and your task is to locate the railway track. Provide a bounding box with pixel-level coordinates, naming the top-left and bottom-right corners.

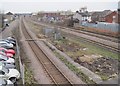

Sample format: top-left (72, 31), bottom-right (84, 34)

top-left (27, 18), bottom-right (119, 53)
top-left (60, 26), bottom-right (119, 43)
top-left (28, 17), bottom-right (119, 43)
top-left (21, 18), bottom-right (73, 85)
top-left (58, 26), bottom-right (120, 53)
top-left (27, 17), bottom-right (119, 43)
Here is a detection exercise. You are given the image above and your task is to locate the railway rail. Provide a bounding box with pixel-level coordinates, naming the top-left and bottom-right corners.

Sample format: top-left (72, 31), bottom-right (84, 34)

top-left (61, 28), bottom-right (120, 53)
top-left (21, 18), bottom-right (73, 85)
top-left (27, 18), bottom-right (120, 53)
top-left (29, 17), bottom-right (119, 43)
top-left (59, 26), bottom-right (119, 43)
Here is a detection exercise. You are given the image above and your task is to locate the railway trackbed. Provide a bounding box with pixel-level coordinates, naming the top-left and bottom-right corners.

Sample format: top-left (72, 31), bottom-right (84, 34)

top-left (59, 26), bottom-right (119, 43)
top-left (27, 19), bottom-right (120, 54)
top-left (21, 18), bottom-right (73, 85)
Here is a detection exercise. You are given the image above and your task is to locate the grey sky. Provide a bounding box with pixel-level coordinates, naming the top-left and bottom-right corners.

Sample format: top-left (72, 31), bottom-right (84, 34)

top-left (0, 0), bottom-right (119, 13)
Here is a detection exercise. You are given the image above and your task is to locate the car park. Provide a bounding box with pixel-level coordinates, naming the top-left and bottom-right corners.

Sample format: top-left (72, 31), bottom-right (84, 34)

top-left (2, 39), bottom-right (16, 46)
top-left (0, 41), bottom-right (13, 49)
top-left (0, 62), bottom-right (15, 69)
top-left (7, 37), bottom-right (16, 44)
top-left (0, 66), bottom-right (20, 83)
top-left (0, 50), bottom-right (14, 58)
top-left (0, 78), bottom-right (13, 85)
top-left (0, 48), bottom-right (15, 55)
top-left (0, 54), bottom-right (15, 64)
top-left (7, 37), bottom-right (15, 41)
top-left (0, 37), bottom-right (20, 84)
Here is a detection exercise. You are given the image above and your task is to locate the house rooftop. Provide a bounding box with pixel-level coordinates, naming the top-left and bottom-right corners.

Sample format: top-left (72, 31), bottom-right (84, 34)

top-left (6, 12), bottom-right (13, 15)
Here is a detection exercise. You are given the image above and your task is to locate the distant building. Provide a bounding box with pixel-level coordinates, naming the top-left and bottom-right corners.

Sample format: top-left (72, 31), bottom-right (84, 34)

top-left (73, 11), bottom-right (82, 23)
top-left (73, 7), bottom-right (91, 23)
top-left (4, 12), bottom-right (14, 21)
top-left (98, 10), bottom-right (112, 22)
top-left (104, 11), bottom-right (117, 23)
top-left (91, 10), bottom-right (118, 23)
top-left (6, 12), bottom-right (13, 15)
top-left (37, 11), bottom-right (73, 23)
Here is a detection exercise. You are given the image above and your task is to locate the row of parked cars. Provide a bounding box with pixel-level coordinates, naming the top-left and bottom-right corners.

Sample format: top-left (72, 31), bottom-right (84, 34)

top-left (0, 37), bottom-right (20, 85)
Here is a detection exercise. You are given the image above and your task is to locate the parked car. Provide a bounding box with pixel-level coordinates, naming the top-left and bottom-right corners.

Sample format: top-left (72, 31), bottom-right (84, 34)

top-left (0, 78), bottom-right (13, 85)
top-left (0, 50), bottom-right (14, 58)
top-left (0, 62), bottom-right (15, 69)
top-left (0, 48), bottom-right (15, 55)
top-left (0, 55), bottom-right (15, 64)
top-left (0, 41), bottom-right (13, 49)
top-left (0, 66), bottom-right (20, 83)
top-left (4, 39), bottom-right (16, 46)
top-left (7, 37), bottom-right (16, 43)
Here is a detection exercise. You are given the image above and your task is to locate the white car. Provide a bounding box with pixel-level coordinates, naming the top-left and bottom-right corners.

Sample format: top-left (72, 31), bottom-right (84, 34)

top-left (0, 66), bottom-right (20, 83)
top-left (0, 41), bottom-right (13, 48)
top-left (0, 78), bottom-right (13, 85)
top-left (0, 54), bottom-right (15, 64)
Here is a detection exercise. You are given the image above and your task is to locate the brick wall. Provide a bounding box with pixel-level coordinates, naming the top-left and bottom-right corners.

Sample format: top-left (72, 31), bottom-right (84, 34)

top-left (105, 11), bottom-right (117, 23)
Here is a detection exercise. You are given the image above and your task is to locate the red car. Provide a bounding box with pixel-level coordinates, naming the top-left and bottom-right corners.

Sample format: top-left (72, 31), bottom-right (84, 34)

top-left (0, 47), bottom-right (15, 55)
top-left (0, 51), bottom-right (13, 58)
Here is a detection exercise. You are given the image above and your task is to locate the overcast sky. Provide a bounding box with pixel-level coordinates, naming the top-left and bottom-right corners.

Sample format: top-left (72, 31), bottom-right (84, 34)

top-left (0, 0), bottom-right (119, 13)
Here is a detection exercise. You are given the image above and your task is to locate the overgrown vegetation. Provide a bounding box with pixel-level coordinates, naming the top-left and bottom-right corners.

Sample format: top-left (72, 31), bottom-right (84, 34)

top-left (53, 51), bottom-right (95, 84)
top-left (50, 38), bottom-right (119, 81)
top-left (61, 32), bottom-right (119, 60)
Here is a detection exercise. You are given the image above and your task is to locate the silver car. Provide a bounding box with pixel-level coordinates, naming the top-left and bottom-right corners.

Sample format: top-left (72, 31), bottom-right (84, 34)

top-left (0, 62), bottom-right (15, 69)
top-left (0, 66), bottom-right (20, 83)
top-left (0, 78), bottom-right (13, 86)
top-left (0, 41), bottom-right (13, 49)
top-left (0, 55), bottom-right (15, 64)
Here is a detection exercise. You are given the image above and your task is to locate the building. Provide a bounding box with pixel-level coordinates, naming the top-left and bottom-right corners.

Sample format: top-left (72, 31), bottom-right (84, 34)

top-left (98, 10), bottom-right (112, 22)
top-left (73, 11), bottom-right (82, 22)
top-left (91, 12), bottom-right (102, 23)
top-left (73, 7), bottom-right (92, 23)
top-left (4, 12), bottom-right (14, 21)
top-left (91, 10), bottom-right (118, 23)
top-left (91, 10), bottom-right (112, 23)
top-left (104, 11), bottom-right (117, 23)
top-left (73, 11), bottom-right (91, 24)
top-left (37, 11), bottom-right (73, 23)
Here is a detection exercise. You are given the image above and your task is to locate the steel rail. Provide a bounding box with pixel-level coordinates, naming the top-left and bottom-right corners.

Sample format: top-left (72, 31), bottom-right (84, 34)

top-left (21, 18), bottom-right (73, 85)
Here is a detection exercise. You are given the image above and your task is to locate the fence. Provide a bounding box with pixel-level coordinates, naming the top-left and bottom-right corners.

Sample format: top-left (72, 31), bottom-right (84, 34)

top-left (16, 39), bottom-right (24, 84)
top-left (81, 22), bottom-right (119, 32)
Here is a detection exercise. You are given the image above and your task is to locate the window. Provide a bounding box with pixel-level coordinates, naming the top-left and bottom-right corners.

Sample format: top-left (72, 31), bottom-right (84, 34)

top-left (113, 16), bottom-right (116, 19)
